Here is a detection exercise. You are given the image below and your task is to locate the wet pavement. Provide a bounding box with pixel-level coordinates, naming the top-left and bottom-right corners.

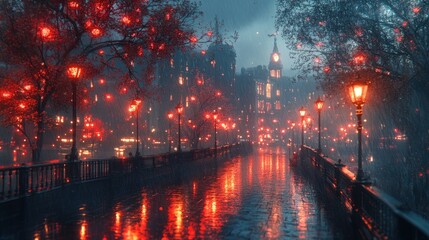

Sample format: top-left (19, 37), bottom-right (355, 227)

top-left (6, 147), bottom-right (353, 239)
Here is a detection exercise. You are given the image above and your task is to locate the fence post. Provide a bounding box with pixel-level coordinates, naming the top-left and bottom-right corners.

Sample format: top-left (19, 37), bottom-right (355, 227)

top-left (351, 182), bottom-right (363, 233)
top-left (19, 164), bottom-right (29, 196)
top-left (334, 160), bottom-right (345, 195)
top-left (74, 161), bottom-right (81, 182)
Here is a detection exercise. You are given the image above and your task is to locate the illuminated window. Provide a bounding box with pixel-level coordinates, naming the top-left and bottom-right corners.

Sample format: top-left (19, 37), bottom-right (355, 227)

top-left (257, 83), bottom-right (264, 95)
top-left (276, 90), bottom-right (280, 96)
top-left (266, 102), bottom-right (272, 112)
top-left (258, 100), bottom-right (264, 112)
top-left (266, 83), bottom-right (271, 98)
top-left (178, 76), bottom-right (183, 85)
top-left (270, 70), bottom-right (281, 78)
top-left (170, 59), bottom-right (174, 68)
top-left (275, 101), bottom-right (281, 110)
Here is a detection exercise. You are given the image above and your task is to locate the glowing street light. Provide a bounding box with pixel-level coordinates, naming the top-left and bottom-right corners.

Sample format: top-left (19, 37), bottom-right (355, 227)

top-left (315, 97), bottom-right (324, 153)
top-left (299, 106), bottom-right (306, 146)
top-left (130, 95), bottom-right (142, 157)
top-left (349, 81), bottom-right (368, 181)
top-left (167, 112), bottom-right (173, 153)
top-left (213, 109), bottom-right (218, 157)
top-left (175, 103), bottom-right (183, 152)
top-left (67, 65), bottom-right (82, 162)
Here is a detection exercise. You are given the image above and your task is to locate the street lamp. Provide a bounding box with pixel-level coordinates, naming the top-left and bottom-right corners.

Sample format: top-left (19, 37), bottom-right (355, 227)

top-left (175, 103), bottom-right (183, 152)
top-left (291, 122), bottom-right (295, 150)
top-left (167, 112), bottom-right (173, 153)
top-left (315, 97), bottom-right (324, 153)
top-left (299, 106), bottom-right (306, 146)
top-left (67, 65), bottom-right (82, 162)
top-left (129, 96), bottom-right (142, 157)
top-left (349, 81), bottom-right (368, 181)
top-left (213, 110), bottom-right (218, 157)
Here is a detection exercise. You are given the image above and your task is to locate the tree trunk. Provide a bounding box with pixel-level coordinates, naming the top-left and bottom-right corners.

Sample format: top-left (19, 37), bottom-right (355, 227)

top-left (32, 117), bottom-right (45, 163)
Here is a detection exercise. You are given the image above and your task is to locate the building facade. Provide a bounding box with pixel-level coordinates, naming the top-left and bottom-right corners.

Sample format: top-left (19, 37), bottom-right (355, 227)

top-left (237, 38), bottom-right (286, 145)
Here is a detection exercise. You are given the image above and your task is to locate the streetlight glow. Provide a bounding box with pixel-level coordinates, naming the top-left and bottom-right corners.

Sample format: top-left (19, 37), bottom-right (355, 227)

top-left (349, 82), bottom-right (368, 106)
top-left (213, 109), bottom-right (218, 158)
top-left (315, 96), bottom-right (324, 153)
top-left (315, 97), bottom-right (324, 110)
top-left (67, 66), bottom-right (82, 79)
top-left (299, 106), bottom-right (306, 117)
top-left (349, 81), bottom-right (369, 181)
top-left (131, 95), bottom-right (142, 157)
top-left (299, 106), bottom-right (306, 146)
top-left (176, 103), bottom-right (183, 152)
top-left (68, 65), bottom-right (83, 162)
top-left (167, 112), bottom-right (173, 153)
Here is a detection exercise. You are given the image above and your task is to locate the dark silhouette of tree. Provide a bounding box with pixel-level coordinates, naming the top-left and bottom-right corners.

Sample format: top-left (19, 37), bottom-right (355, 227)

top-left (0, 0), bottom-right (206, 162)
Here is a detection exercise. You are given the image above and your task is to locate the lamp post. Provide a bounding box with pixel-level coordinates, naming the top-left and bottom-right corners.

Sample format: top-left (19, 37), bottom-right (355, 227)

top-left (176, 103), bottom-right (183, 152)
top-left (315, 97), bottom-right (324, 154)
top-left (291, 122), bottom-right (295, 150)
top-left (213, 110), bottom-right (218, 157)
top-left (349, 81), bottom-right (368, 181)
top-left (129, 96), bottom-right (142, 157)
top-left (299, 106), bottom-right (306, 146)
top-left (67, 65), bottom-right (82, 162)
top-left (167, 112), bottom-right (173, 153)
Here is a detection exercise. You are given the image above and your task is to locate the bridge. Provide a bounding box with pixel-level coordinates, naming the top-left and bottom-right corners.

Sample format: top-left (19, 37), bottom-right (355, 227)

top-left (0, 142), bottom-right (428, 239)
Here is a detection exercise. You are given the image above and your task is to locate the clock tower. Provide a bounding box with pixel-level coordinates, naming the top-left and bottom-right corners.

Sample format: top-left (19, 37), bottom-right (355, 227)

top-left (268, 37), bottom-right (283, 79)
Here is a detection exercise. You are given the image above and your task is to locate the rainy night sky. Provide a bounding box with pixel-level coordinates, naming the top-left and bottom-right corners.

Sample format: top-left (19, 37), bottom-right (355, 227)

top-left (198, 0), bottom-right (292, 72)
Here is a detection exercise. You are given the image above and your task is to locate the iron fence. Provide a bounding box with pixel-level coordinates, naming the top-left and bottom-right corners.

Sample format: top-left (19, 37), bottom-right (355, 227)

top-left (300, 145), bottom-right (429, 240)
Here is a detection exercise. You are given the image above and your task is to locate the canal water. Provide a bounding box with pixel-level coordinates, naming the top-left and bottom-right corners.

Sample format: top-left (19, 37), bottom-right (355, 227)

top-left (5, 147), bottom-right (353, 239)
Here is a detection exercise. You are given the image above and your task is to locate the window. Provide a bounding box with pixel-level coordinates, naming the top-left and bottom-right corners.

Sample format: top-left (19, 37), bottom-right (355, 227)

top-left (276, 90), bottom-right (280, 96)
top-left (257, 83), bottom-right (264, 95)
top-left (275, 101), bottom-right (281, 110)
top-left (266, 83), bottom-right (271, 98)
top-left (258, 100), bottom-right (264, 112)
top-left (266, 102), bottom-right (272, 112)
top-left (270, 70), bottom-right (281, 78)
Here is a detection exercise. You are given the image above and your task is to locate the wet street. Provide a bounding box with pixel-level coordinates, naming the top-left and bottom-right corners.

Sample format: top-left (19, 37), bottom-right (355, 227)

top-left (17, 147), bottom-right (352, 239)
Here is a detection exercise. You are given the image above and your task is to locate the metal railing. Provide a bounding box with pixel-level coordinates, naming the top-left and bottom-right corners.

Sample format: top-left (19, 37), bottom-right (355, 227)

top-left (0, 142), bottom-right (252, 203)
top-left (299, 145), bottom-right (429, 240)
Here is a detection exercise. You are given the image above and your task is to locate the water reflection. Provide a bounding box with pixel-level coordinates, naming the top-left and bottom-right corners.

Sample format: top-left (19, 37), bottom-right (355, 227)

top-left (18, 146), bottom-right (350, 239)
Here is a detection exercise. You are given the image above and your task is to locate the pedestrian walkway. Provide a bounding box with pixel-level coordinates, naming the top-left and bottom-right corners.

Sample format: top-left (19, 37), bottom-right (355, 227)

top-left (3, 147), bottom-right (353, 239)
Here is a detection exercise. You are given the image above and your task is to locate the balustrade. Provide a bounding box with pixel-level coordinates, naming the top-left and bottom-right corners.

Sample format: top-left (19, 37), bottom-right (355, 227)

top-left (299, 145), bottom-right (429, 239)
